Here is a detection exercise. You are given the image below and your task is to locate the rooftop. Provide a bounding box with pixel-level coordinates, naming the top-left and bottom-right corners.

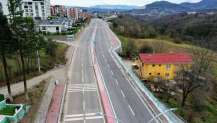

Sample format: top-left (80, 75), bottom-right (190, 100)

top-left (139, 53), bottom-right (192, 64)
top-left (38, 17), bottom-right (73, 26)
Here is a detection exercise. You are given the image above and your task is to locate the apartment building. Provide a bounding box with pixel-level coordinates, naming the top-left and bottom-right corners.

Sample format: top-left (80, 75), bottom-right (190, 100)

top-left (22, 0), bottom-right (50, 19)
top-left (0, 0), bottom-right (50, 19)
top-left (0, 0), bottom-right (9, 15)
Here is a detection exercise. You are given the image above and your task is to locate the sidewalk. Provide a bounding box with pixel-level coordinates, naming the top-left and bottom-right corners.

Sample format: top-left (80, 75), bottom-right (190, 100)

top-left (46, 84), bottom-right (65, 123)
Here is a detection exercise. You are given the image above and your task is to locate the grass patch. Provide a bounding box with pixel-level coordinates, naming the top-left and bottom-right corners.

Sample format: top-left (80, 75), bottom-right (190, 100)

top-left (0, 105), bottom-right (19, 116)
top-left (0, 94), bottom-right (4, 102)
top-left (13, 80), bottom-right (48, 123)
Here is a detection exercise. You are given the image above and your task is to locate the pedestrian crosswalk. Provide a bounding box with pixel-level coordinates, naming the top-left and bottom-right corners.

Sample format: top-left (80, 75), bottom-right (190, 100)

top-left (67, 84), bottom-right (97, 92)
top-left (64, 113), bottom-right (104, 122)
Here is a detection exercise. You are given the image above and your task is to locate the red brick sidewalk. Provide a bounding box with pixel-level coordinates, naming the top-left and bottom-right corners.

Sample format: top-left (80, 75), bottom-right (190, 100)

top-left (46, 84), bottom-right (65, 123)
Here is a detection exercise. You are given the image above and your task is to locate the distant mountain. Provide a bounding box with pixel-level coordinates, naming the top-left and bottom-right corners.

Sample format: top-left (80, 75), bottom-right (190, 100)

top-left (145, 1), bottom-right (188, 14)
top-left (130, 0), bottom-right (217, 16)
top-left (90, 5), bottom-right (138, 10)
top-left (181, 0), bottom-right (217, 10)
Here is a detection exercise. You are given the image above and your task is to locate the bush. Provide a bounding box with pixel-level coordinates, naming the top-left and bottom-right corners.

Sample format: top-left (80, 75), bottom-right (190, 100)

top-left (139, 45), bottom-right (153, 53)
top-left (0, 94), bottom-right (4, 101)
top-left (0, 105), bottom-right (19, 115)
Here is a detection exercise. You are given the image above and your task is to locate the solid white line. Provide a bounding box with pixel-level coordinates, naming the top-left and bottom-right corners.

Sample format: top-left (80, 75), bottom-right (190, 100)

top-left (128, 105), bottom-right (135, 116)
top-left (86, 116), bottom-right (103, 120)
top-left (65, 114), bottom-right (83, 118)
top-left (121, 90), bottom-right (126, 98)
top-left (83, 101), bottom-right (86, 112)
top-left (64, 117), bottom-right (83, 121)
top-left (68, 90), bottom-right (97, 93)
top-left (115, 79), bottom-right (119, 86)
top-left (111, 70), bottom-right (114, 76)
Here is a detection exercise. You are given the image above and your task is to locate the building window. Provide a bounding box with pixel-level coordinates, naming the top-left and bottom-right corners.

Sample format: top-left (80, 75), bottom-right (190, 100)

top-left (42, 27), bottom-right (46, 30)
top-left (152, 64), bottom-right (155, 67)
top-left (166, 64), bottom-right (171, 70)
top-left (166, 73), bottom-right (170, 78)
top-left (149, 73), bottom-right (152, 75)
top-left (0, 2), bottom-right (2, 13)
top-left (157, 73), bottom-right (160, 75)
top-left (159, 64), bottom-right (161, 67)
top-left (56, 27), bottom-right (59, 32)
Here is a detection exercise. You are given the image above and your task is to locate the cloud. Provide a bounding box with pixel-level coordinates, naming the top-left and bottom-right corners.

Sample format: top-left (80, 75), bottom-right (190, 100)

top-left (50, 0), bottom-right (202, 7)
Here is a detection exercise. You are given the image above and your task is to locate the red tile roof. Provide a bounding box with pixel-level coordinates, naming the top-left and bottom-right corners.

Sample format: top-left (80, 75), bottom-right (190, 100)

top-left (139, 53), bottom-right (192, 64)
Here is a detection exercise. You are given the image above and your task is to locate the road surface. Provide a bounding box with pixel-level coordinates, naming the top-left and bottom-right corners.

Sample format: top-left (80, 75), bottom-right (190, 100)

top-left (63, 19), bottom-right (163, 123)
top-left (63, 21), bottom-right (105, 123)
top-left (93, 19), bottom-right (158, 123)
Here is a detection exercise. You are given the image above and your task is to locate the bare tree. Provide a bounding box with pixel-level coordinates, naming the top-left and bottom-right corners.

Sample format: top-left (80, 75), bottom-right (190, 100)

top-left (176, 48), bottom-right (214, 107)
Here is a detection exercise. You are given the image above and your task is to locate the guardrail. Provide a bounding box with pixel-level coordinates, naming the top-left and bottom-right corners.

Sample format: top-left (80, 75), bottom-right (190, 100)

top-left (108, 27), bottom-right (184, 123)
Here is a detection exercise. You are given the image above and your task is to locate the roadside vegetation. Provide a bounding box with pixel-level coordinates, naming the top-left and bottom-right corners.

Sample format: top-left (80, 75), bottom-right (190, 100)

top-left (0, 0), bottom-right (68, 102)
top-left (111, 15), bottom-right (217, 123)
top-left (14, 80), bottom-right (48, 123)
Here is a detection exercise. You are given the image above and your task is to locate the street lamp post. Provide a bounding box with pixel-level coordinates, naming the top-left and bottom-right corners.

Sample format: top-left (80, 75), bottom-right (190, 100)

top-left (148, 108), bottom-right (177, 123)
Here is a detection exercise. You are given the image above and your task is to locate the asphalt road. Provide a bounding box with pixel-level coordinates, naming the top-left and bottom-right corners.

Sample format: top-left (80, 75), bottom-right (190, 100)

top-left (63, 21), bottom-right (105, 123)
top-left (63, 19), bottom-right (161, 123)
top-left (93, 19), bottom-right (158, 123)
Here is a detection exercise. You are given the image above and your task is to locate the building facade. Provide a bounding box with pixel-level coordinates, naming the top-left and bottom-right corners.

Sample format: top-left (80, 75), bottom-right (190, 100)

top-left (22, 0), bottom-right (50, 20)
top-left (0, 0), bottom-right (50, 19)
top-left (0, 0), bottom-right (9, 15)
top-left (137, 53), bottom-right (192, 81)
top-left (37, 17), bottom-right (73, 33)
top-left (50, 5), bottom-right (67, 17)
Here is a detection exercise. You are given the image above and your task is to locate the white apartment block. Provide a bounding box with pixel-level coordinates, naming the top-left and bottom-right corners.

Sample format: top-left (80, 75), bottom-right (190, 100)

top-left (0, 0), bottom-right (50, 20)
top-left (0, 0), bottom-right (9, 15)
top-left (22, 0), bottom-right (50, 19)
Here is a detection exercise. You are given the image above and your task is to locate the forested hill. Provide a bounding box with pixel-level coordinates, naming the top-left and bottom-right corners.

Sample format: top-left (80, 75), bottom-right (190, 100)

top-left (149, 12), bottom-right (217, 50)
top-left (111, 13), bottom-right (217, 51)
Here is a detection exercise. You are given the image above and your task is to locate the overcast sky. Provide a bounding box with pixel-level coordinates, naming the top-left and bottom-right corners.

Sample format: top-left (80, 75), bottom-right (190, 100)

top-left (50, 0), bottom-right (202, 7)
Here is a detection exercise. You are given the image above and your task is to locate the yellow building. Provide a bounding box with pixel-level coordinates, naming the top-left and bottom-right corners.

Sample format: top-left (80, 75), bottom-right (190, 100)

top-left (137, 53), bottom-right (192, 81)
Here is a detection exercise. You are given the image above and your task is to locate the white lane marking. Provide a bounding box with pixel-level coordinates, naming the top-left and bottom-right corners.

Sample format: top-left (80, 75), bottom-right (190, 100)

top-left (65, 114), bottom-right (83, 118)
top-left (128, 105), bottom-right (135, 116)
top-left (68, 90), bottom-right (97, 93)
top-left (83, 101), bottom-right (86, 112)
top-left (121, 90), bottom-right (126, 98)
top-left (115, 79), bottom-right (119, 86)
top-left (86, 116), bottom-right (103, 120)
top-left (64, 117), bottom-right (83, 121)
top-left (102, 54), bottom-right (105, 59)
top-left (111, 70), bottom-right (114, 76)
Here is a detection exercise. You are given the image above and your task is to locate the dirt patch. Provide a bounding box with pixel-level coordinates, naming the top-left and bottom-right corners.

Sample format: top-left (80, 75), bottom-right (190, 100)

top-left (12, 80), bottom-right (48, 123)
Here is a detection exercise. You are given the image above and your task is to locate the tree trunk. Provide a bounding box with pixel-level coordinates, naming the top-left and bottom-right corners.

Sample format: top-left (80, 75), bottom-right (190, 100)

top-left (19, 48), bottom-right (29, 101)
top-left (36, 50), bottom-right (41, 73)
top-left (181, 92), bottom-right (188, 107)
top-left (0, 48), bottom-right (12, 100)
top-left (16, 53), bottom-right (21, 76)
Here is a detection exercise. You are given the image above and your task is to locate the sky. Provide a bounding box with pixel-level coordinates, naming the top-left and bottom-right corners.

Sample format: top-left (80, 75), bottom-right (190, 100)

top-left (50, 0), bottom-right (202, 7)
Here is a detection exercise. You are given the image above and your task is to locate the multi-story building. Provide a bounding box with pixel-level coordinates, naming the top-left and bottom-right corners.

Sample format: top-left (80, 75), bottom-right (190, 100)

top-left (0, 0), bottom-right (50, 19)
top-left (50, 5), bottom-right (67, 17)
top-left (22, 0), bottom-right (50, 20)
top-left (137, 53), bottom-right (192, 81)
top-left (0, 0), bottom-right (9, 15)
